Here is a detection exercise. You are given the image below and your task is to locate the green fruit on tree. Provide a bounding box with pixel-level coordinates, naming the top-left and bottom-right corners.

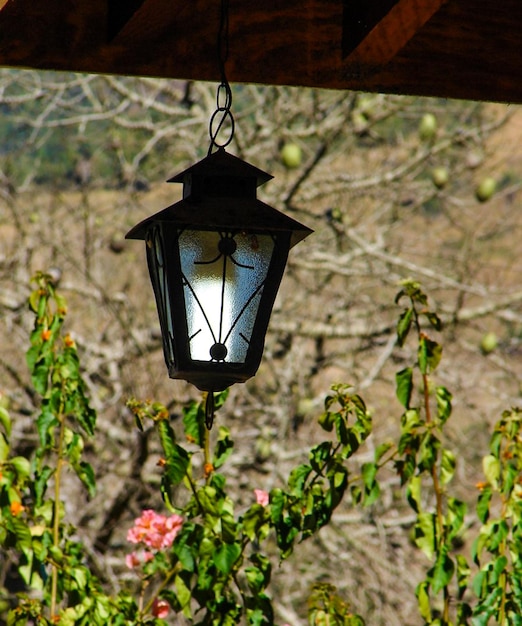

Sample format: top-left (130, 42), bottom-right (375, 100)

top-left (352, 111), bottom-right (368, 135)
top-left (358, 95), bottom-right (378, 119)
top-left (431, 166), bottom-right (449, 189)
top-left (475, 177), bottom-right (496, 202)
top-left (480, 332), bottom-right (498, 354)
top-left (418, 113), bottom-right (437, 141)
top-left (297, 398), bottom-right (315, 417)
top-left (280, 143), bottom-right (302, 169)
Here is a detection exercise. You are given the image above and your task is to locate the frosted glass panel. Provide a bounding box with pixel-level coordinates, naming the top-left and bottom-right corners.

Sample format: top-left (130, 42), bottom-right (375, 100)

top-left (179, 229), bottom-right (274, 363)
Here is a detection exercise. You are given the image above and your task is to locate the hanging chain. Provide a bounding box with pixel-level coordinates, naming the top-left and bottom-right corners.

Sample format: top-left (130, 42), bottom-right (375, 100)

top-left (208, 0), bottom-right (235, 155)
top-left (204, 0), bottom-right (233, 430)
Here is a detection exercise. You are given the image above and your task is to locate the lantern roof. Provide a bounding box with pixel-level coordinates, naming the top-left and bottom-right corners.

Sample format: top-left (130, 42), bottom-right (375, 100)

top-left (167, 148), bottom-right (272, 187)
top-left (126, 149), bottom-right (313, 248)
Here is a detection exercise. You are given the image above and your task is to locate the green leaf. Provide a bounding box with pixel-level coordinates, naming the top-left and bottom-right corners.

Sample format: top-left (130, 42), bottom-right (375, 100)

top-left (363, 479), bottom-right (380, 507)
top-left (17, 549), bottom-right (34, 587)
top-left (416, 581), bottom-right (432, 622)
top-left (173, 524), bottom-right (198, 573)
top-left (361, 462), bottom-right (378, 490)
top-left (288, 464), bottom-right (312, 497)
top-left (440, 448), bottom-right (456, 485)
top-left (182, 399), bottom-right (205, 447)
top-left (74, 400), bottom-right (96, 438)
top-left (36, 405), bottom-right (58, 448)
top-left (0, 432), bottom-right (8, 462)
top-left (31, 362), bottom-right (50, 396)
top-left (502, 462), bottom-right (518, 498)
top-left (310, 441), bottom-right (332, 473)
top-left (418, 432), bottom-right (440, 473)
top-left (396, 279), bottom-right (427, 306)
top-left (482, 454), bottom-right (500, 489)
top-left (374, 441), bottom-right (393, 463)
top-left (213, 426), bottom-right (234, 469)
top-left (436, 386), bottom-right (452, 424)
top-left (68, 565), bottom-right (89, 591)
top-left (431, 548), bottom-right (455, 594)
top-left (492, 555), bottom-right (508, 579)
top-left (407, 475), bottom-right (422, 513)
top-left (418, 335), bottom-right (442, 374)
top-left (157, 418), bottom-right (176, 455)
top-left (74, 461), bottom-right (96, 498)
top-left (220, 510), bottom-right (239, 543)
top-left (8, 516), bottom-right (32, 552)
top-left (318, 411), bottom-right (335, 432)
top-left (0, 406), bottom-right (11, 438)
top-left (397, 308), bottom-right (413, 346)
top-left (401, 408), bottom-right (423, 432)
top-left (213, 388), bottom-right (230, 411)
top-left (174, 573), bottom-right (193, 615)
top-left (249, 552), bottom-right (271, 587)
top-left (242, 504), bottom-right (269, 542)
top-left (423, 311), bottom-right (442, 331)
top-left (163, 445), bottom-right (191, 488)
top-left (477, 486), bottom-right (492, 524)
top-left (488, 520), bottom-right (509, 552)
top-left (414, 512), bottom-right (437, 559)
top-left (396, 367), bottom-right (413, 409)
top-left (214, 541), bottom-right (242, 575)
top-left (447, 497), bottom-right (466, 539)
top-left (197, 485), bottom-right (222, 518)
top-left (456, 554), bottom-right (471, 599)
top-left (9, 456), bottom-right (32, 480)
top-left (245, 566), bottom-right (265, 594)
top-left (34, 465), bottom-right (55, 507)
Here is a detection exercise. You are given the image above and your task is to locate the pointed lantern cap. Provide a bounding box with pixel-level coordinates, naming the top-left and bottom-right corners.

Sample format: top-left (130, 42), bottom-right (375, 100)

top-left (126, 148), bottom-right (313, 247)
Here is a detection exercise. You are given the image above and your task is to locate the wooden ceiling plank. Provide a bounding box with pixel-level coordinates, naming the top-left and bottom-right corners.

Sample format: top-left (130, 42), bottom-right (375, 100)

top-left (108, 0), bottom-right (218, 81)
top-left (344, 0), bottom-right (447, 76)
top-left (343, 0), bottom-right (522, 103)
top-left (108, 0), bottom-right (147, 41)
top-left (0, 0), bottom-right (520, 103)
top-left (0, 0), bottom-right (106, 67)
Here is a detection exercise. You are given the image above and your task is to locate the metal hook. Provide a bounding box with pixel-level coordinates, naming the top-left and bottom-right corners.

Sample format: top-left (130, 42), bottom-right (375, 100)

top-left (205, 392), bottom-right (215, 430)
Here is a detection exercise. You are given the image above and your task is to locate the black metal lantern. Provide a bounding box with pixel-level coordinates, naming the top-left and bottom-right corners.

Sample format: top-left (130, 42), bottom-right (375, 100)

top-left (126, 148), bottom-right (312, 394)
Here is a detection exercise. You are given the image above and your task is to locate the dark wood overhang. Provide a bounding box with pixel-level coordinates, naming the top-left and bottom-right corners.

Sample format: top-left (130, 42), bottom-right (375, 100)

top-left (0, 0), bottom-right (520, 103)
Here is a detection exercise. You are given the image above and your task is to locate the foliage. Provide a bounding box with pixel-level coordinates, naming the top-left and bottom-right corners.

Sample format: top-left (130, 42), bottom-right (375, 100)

top-left (0, 274), bottom-right (366, 624)
top-left (1, 274), bottom-right (522, 624)
top-left (386, 279), bottom-right (522, 625)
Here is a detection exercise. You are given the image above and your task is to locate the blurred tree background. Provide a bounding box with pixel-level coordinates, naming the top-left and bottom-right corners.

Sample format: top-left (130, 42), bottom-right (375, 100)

top-left (0, 69), bottom-right (522, 624)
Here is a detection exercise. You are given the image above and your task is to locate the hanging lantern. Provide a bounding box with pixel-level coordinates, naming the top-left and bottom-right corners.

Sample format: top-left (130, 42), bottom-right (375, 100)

top-left (126, 148), bottom-right (312, 394)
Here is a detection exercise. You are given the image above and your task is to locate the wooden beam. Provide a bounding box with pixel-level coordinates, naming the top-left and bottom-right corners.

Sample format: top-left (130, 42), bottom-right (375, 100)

top-left (0, 0), bottom-right (520, 103)
top-left (341, 0), bottom-right (522, 102)
top-left (343, 0), bottom-right (447, 76)
top-left (108, 0), bottom-right (147, 40)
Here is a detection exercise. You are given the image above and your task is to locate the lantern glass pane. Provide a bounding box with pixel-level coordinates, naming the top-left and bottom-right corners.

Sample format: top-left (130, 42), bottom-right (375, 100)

top-left (179, 229), bottom-right (274, 363)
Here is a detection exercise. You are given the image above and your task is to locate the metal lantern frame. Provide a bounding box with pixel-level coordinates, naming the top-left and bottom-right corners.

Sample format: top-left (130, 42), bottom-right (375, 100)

top-left (126, 148), bottom-right (312, 392)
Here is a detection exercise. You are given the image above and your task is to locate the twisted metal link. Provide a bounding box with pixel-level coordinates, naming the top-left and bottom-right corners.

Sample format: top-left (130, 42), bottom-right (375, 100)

top-left (208, 81), bottom-right (235, 154)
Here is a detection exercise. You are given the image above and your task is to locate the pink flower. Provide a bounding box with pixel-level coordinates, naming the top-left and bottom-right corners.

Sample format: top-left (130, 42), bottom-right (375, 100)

top-left (125, 551), bottom-right (141, 569)
top-left (127, 509), bottom-right (184, 551)
top-left (254, 489), bottom-right (269, 507)
top-left (152, 598), bottom-right (170, 619)
top-left (125, 550), bottom-right (154, 569)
